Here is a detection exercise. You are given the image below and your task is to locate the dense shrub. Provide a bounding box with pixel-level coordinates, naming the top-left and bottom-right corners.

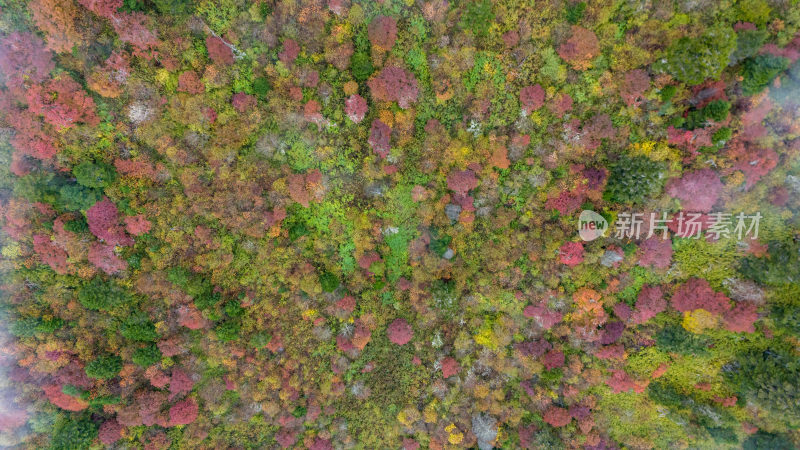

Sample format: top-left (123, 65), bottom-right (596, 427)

top-left (603, 156), bottom-right (665, 204)
top-left (85, 354), bottom-right (123, 379)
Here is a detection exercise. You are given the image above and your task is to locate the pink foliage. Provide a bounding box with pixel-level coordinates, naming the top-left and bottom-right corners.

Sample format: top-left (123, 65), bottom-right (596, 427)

top-left (368, 66), bottom-right (419, 109)
top-left (168, 368), bottom-right (194, 400)
top-left (337, 295), bottom-right (356, 313)
top-left (33, 233), bottom-right (69, 274)
top-left (666, 169), bottom-right (723, 212)
top-left (447, 169), bottom-right (479, 195)
top-left (606, 369), bottom-right (647, 394)
top-left (286, 171), bottom-right (323, 208)
top-left (345, 94), bottom-right (368, 123)
top-left (0, 32), bottom-right (54, 89)
top-left (632, 285), bottom-right (666, 324)
top-left (519, 84), bottom-right (545, 113)
top-left (232, 92), bottom-right (257, 112)
top-left (276, 429), bottom-right (298, 447)
top-left (440, 357), bottom-right (460, 378)
top-left (303, 100), bottom-right (323, 123)
top-left (6, 110), bottom-right (59, 160)
top-left (666, 125), bottom-right (713, 154)
top-left (546, 191), bottom-right (584, 215)
top-left (26, 75), bottom-right (100, 130)
top-left (368, 119), bottom-right (392, 158)
top-left (168, 398), bottom-right (198, 426)
top-left (112, 12), bottom-right (159, 50)
top-left (619, 69), bottom-right (650, 106)
top-left (542, 349), bottom-right (565, 369)
top-left (549, 92), bottom-right (573, 118)
top-left (177, 304), bottom-right (205, 330)
top-left (98, 419), bottom-right (124, 445)
top-left (358, 251), bottom-right (382, 270)
top-left (87, 198), bottom-right (133, 246)
top-left (543, 406), bottom-right (572, 427)
top-left (613, 302), bottom-right (632, 321)
top-left (637, 237), bottom-right (673, 269)
top-left (557, 26), bottom-right (599, 69)
top-left (723, 303), bottom-right (758, 333)
top-left (177, 71), bottom-right (205, 94)
top-left (88, 242), bottom-right (128, 274)
top-left (206, 36), bottom-right (234, 65)
top-left (523, 304), bottom-right (563, 330)
top-left (78, 0), bottom-right (122, 18)
top-left (368, 15), bottom-right (398, 50)
top-left (671, 278), bottom-right (731, 314)
top-left (125, 215), bottom-right (152, 235)
top-left (43, 384), bottom-right (88, 411)
top-left (559, 241), bottom-right (584, 266)
top-left (387, 318), bottom-right (413, 345)
top-left (725, 141), bottom-right (778, 189)
top-left (0, 409), bottom-right (28, 433)
top-left (279, 39), bottom-right (300, 64)
top-left (580, 114), bottom-right (616, 150)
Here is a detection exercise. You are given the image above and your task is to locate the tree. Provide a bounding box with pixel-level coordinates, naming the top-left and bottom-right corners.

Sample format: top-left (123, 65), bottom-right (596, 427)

top-left (604, 156), bottom-right (664, 204)
top-left (557, 26), bottom-right (599, 70)
top-left (368, 66), bottom-right (419, 109)
top-left (637, 237), bottom-right (673, 269)
top-left (345, 94), bottom-right (367, 123)
top-left (725, 345), bottom-right (800, 428)
top-left (124, 215), bottom-right (151, 235)
top-left (441, 357), bottom-right (460, 378)
top-left (278, 39), bottom-right (300, 64)
top-left (120, 312), bottom-right (159, 341)
top-left (368, 120), bottom-right (391, 158)
top-left (59, 184), bottom-right (102, 212)
top-left (206, 36), bottom-right (234, 65)
top-left (33, 233), bottom-right (69, 274)
top-left (519, 84), bottom-right (545, 114)
top-left (132, 344), bottom-right (162, 368)
top-left (74, 161), bottom-right (117, 189)
top-left (459, 0), bottom-right (494, 39)
top-left (387, 318), bottom-right (413, 345)
top-left (367, 16), bottom-right (398, 51)
top-left (177, 71), bottom-right (205, 94)
top-left (168, 398), bottom-right (199, 426)
top-left (26, 75), bottom-right (100, 130)
top-left (85, 354), bottom-right (123, 379)
top-left (0, 32), bottom-right (55, 89)
top-left (50, 417), bottom-right (98, 449)
top-left (665, 169), bottom-right (723, 212)
top-left (78, 0), bottom-right (122, 18)
top-left (447, 169), bottom-right (479, 195)
top-left (78, 279), bottom-right (133, 311)
top-left (169, 368), bottom-right (194, 400)
top-left (740, 54), bottom-right (789, 95)
top-left (619, 69), bottom-right (650, 106)
top-left (632, 285), bottom-right (666, 324)
top-left (88, 242), bottom-right (128, 274)
top-left (543, 406), bottom-right (571, 427)
top-left (559, 241), bottom-right (584, 266)
top-left (659, 25), bottom-right (736, 85)
top-left (87, 198), bottom-right (133, 246)
top-left (98, 419), bottom-right (124, 445)
top-left (29, 0), bottom-right (82, 53)
top-left (671, 278), bottom-right (731, 314)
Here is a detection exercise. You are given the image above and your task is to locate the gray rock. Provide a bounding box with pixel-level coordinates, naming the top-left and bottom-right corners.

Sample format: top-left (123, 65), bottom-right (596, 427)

top-left (472, 414), bottom-right (497, 450)
top-left (600, 250), bottom-right (624, 267)
top-left (445, 203), bottom-right (462, 222)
